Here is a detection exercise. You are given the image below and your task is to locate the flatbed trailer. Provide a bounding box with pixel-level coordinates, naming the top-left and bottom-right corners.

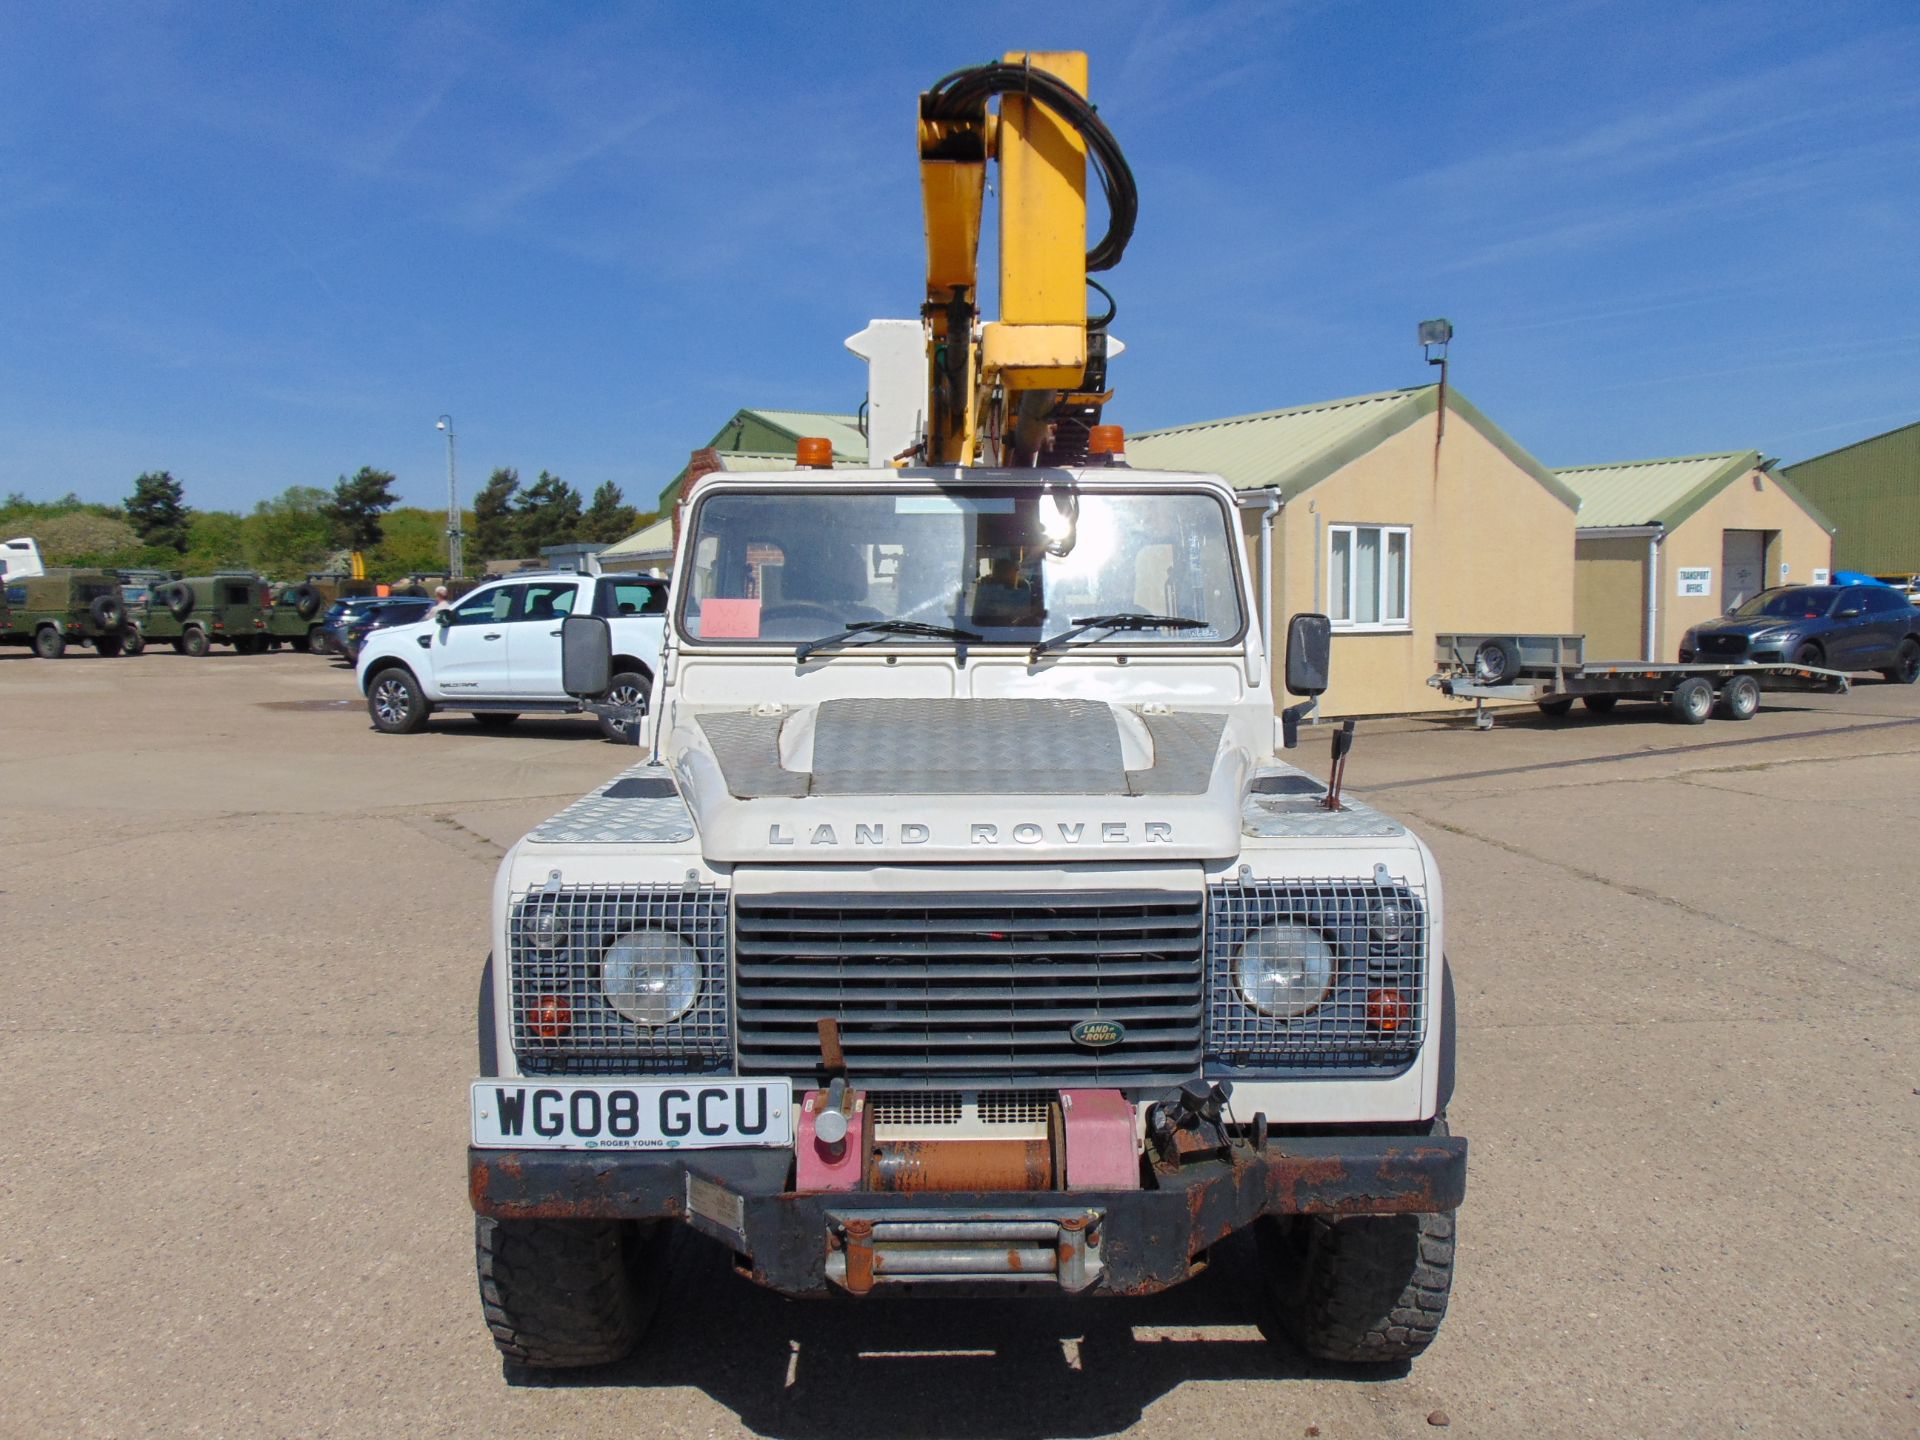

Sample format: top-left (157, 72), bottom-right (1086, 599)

top-left (1430, 632), bottom-right (1850, 729)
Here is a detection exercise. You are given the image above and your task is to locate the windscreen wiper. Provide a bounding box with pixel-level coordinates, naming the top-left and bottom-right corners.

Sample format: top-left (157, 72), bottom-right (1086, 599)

top-left (796, 618), bottom-right (983, 663)
top-left (1028, 611), bottom-right (1208, 662)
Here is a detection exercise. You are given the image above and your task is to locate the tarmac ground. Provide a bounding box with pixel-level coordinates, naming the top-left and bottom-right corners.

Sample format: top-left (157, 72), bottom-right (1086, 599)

top-left (2, 646), bottom-right (1916, 1438)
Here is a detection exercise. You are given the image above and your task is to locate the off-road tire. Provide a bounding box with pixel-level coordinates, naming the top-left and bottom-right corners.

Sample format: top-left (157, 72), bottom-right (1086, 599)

top-left (1880, 637), bottom-right (1919, 685)
top-left (170, 637), bottom-right (187, 654)
top-left (1582, 695), bottom-right (1618, 714)
top-left (120, 627), bottom-right (145, 657)
top-left (367, 667), bottom-right (431, 734)
top-left (1668, 675), bottom-right (1713, 724)
top-left (181, 627), bottom-right (211, 658)
top-left (93, 633), bottom-right (124, 657)
top-left (475, 1216), bottom-right (667, 1369)
top-left (290, 632), bottom-right (312, 653)
top-left (1536, 697), bottom-right (1574, 717)
top-left (160, 582), bottom-right (194, 620)
top-left (231, 635), bottom-right (259, 655)
top-left (473, 712), bottom-right (519, 729)
top-left (1260, 1206), bottom-right (1456, 1364)
top-left (90, 594), bottom-right (126, 630)
top-left (598, 669), bottom-right (651, 743)
top-left (290, 583), bottom-right (323, 620)
top-left (1719, 673), bottom-right (1761, 720)
top-left (34, 626), bottom-right (65, 659)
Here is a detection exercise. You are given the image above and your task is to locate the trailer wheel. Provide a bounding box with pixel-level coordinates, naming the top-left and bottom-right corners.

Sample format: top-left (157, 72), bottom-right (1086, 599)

top-left (1472, 638), bottom-right (1522, 685)
top-left (1668, 676), bottom-right (1713, 724)
top-left (1581, 695), bottom-right (1618, 715)
top-left (1718, 674), bottom-right (1761, 720)
top-left (1536, 697), bottom-right (1574, 717)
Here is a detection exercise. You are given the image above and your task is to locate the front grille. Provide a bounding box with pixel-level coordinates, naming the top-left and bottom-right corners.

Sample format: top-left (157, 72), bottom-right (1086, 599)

top-left (1207, 878), bottom-right (1426, 1073)
top-left (1696, 633), bottom-right (1748, 657)
top-left (508, 882), bottom-right (730, 1076)
top-left (734, 890), bottom-right (1205, 1089)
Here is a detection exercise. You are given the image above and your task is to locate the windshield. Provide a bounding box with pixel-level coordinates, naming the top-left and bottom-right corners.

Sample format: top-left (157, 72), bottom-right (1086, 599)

top-left (677, 486), bottom-right (1245, 647)
top-left (1733, 588), bottom-right (1837, 620)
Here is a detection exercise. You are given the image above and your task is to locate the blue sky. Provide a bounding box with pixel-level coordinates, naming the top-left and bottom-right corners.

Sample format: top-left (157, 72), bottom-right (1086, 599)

top-left (4, 0), bottom-right (1917, 514)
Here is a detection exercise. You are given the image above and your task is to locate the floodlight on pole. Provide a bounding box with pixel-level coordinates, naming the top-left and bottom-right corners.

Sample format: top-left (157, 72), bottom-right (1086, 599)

top-left (1417, 319), bottom-right (1454, 471)
top-left (436, 414), bottom-right (464, 579)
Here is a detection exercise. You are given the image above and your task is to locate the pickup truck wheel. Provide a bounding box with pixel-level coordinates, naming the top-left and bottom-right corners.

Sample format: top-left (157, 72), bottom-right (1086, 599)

top-left (368, 669), bottom-right (431, 733)
top-left (476, 1216), bottom-right (668, 1369)
top-left (1472, 638), bottom-right (1522, 685)
top-left (34, 627), bottom-right (65, 659)
top-left (598, 670), bottom-right (650, 743)
top-left (1536, 697), bottom-right (1573, 717)
top-left (473, 712), bottom-right (519, 729)
top-left (1668, 676), bottom-right (1713, 724)
top-left (1581, 695), bottom-right (1617, 714)
top-left (1257, 1136), bottom-right (1456, 1364)
top-left (181, 627), bottom-right (211, 658)
top-left (1719, 673), bottom-right (1761, 720)
top-left (1881, 637), bottom-right (1919, 684)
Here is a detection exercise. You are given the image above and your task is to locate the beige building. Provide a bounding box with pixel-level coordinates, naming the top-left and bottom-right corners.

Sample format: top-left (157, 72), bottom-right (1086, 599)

top-left (1556, 452), bottom-right (1835, 662)
top-left (1128, 385), bottom-right (1581, 718)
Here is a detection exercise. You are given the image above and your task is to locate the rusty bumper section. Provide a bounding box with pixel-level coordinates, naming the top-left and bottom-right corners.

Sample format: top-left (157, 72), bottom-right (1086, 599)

top-left (469, 1134), bottom-right (1467, 1298)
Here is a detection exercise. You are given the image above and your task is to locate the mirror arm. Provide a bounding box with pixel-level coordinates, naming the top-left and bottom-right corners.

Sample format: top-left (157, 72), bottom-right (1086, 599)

top-left (1279, 696), bottom-right (1317, 749)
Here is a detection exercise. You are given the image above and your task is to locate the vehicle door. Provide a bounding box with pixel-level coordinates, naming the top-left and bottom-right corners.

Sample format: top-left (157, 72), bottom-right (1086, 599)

top-left (1855, 587), bottom-right (1908, 668)
top-left (596, 575), bottom-right (669, 669)
top-left (503, 579), bottom-right (583, 695)
top-left (432, 583), bottom-right (523, 693)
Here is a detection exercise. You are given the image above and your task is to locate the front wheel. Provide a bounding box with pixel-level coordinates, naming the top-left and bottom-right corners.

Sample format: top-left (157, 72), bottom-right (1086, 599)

top-left (368, 669), bottom-right (431, 733)
top-left (1793, 641), bottom-right (1824, 669)
top-left (598, 670), bottom-right (651, 743)
top-left (33, 627), bottom-right (65, 659)
top-left (120, 627), bottom-right (145, 657)
top-left (1881, 637), bottom-right (1919, 685)
top-left (476, 1217), bottom-right (667, 1369)
top-left (1668, 675), bottom-right (1713, 724)
top-left (1258, 1203), bottom-right (1456, 1364)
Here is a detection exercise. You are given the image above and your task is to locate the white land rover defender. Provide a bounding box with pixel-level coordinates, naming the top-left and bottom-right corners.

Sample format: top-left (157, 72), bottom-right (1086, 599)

top-left (356, 570), bottom-right (666, 740)
top-left (467, 463), bottom-right (1464, 1367)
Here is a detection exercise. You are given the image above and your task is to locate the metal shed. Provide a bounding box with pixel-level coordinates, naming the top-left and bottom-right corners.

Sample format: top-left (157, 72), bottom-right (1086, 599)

top-left (1781, 418), bottom-right (1920, 575)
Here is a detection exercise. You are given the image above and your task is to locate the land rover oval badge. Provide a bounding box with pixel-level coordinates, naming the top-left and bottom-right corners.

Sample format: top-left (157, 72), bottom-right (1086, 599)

top-left (1071, 1019), bottom-right (1125, 1049)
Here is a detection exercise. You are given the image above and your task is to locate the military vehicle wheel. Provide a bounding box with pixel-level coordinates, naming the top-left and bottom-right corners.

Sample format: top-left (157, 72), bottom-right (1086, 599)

top-left (1668, 676), bottom-right (1713, 724)
top-left (169, 637), bottom-right (187, 654)
top-left (1258, 1205), bottom-right (1456, 1364)
top-left (120, 627), bottom-right (145, 657)
top-left (94, 633), bottom-right (124, 657)
top-left (476, 1216), bottom-right (668, 1369)
top-left (473, 712), bottom-right (519, 729)
top-left (33, 626), bottom-right (65, 659)
top-left (368, 668), bottom-right (430, 733)
top-left (90, 594), bottom-right (126, 630)
top-left (289, 583), bottom-right (323, 620)
top-left (598, 670), bottom-right (651, 743)
top-left (181, 627), bottom-right (211, 658)
top-left (159, 582), bottom-right (194, 620)
top-left (290, 633), bottom-right (312, 653)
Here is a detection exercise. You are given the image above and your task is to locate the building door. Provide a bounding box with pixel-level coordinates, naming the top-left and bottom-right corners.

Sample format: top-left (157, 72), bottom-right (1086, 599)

top-left (1721, 530), bottom-right (1767, 613)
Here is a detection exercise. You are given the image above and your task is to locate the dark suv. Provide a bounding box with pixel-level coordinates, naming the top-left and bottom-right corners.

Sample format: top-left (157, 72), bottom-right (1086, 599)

top-left (1680, 584), bottom-right (1920, 682)
top-left (343, 596), bottom-right (436, 661)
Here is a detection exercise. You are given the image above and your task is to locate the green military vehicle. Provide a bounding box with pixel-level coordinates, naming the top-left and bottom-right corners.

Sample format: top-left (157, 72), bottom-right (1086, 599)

top-left (133, 572), bottom-right (274, 656)
top-left (264, 574), bottom-right (373, 651)
top-left (1, 568), bottom-right (138, 657)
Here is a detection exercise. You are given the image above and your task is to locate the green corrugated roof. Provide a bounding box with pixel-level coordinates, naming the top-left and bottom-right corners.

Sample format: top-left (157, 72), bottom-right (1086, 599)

top-left (730, 409), bottom-right (868, 461)
top-left (598, 515), bottom-right (673, 558)
top-left (1555, 450), bottom-right (1834, 534)
top-left (1127, 385), bottom-right (1578, 510)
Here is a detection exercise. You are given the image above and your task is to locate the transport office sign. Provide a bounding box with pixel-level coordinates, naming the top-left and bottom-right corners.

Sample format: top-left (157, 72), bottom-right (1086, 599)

top-left (1676, 567), bottom-right (1712, 597)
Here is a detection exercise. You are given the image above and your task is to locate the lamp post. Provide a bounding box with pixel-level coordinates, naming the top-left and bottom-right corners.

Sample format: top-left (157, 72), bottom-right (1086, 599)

top-left (435, 415), bottom-right (464, 579)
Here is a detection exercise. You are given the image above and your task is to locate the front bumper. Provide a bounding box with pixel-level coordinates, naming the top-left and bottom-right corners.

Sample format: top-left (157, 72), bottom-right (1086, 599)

top-left (468, 1132), bottom-right (1467, 1298)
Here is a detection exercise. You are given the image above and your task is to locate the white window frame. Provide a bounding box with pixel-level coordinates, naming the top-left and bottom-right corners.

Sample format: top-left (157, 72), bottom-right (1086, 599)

top-left (1327, 523), bottom-right (1412, 633)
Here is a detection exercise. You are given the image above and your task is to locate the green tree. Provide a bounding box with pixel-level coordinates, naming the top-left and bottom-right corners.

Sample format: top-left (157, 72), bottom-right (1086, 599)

top-left (34, 511), bottom-right (144, 567)
top-left (367, 508), bottom-right (457, 580)
top-left (241, 486), bottom-right (334, 580)
top-left (126, 471), bottom-right (191, 553)
top-left (322, 466), bottom-right (399, 551)
top-left (472, 467), bottom-right (521, 565)
top-left (580, 481), bottom-right (642, 544)
top-left (514, 470), bottom-right (583, 553)
top-left (183, 511), bottom-right (247, 573)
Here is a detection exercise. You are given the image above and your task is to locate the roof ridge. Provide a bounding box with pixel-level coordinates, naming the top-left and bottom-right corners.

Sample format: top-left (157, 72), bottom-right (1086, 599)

top-left (1555, 449), bottom-right (1751, 473)
top-left (1132, 385), bottom-right (1428, 438)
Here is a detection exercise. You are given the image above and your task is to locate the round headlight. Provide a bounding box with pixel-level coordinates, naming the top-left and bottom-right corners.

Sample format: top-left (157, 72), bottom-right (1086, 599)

top-left (601, 930), bottom-right (701, 1027)
top-left (1235, 923), bottom-right (1336, 1018)
top-left (1371, 898), bottom-right (1413, 944)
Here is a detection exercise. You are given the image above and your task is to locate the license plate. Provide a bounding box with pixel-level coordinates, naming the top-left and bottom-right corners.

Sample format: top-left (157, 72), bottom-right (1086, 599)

top-left (470, 1079), bottom-right (792, 1150)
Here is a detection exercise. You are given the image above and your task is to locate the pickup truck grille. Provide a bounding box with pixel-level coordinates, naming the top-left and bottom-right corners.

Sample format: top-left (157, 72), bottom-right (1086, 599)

top-left (1206, 877), bottom-right (1426, 1073)
top-left (734, 890), bottom-right (1205, 1089)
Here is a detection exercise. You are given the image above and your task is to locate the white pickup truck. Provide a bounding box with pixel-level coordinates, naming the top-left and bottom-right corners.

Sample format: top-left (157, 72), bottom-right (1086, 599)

top-left (356, 570), bottom-right (666, 740)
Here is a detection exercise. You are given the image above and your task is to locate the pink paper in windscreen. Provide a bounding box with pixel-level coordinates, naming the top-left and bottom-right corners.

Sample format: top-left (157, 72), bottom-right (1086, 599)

top-left (699, 598), bottom-right (762, 638)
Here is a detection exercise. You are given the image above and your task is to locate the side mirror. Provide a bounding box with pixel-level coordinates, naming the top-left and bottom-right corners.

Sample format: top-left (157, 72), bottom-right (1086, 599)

top-left (1283, 612), bottom-right (1332, 696)
top-left (435, 608), bottom-right (453, 627)
top-left (560, 614), bottom-right (613, 698)
top-left (1837, 607), bottom-right (1861, 619)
